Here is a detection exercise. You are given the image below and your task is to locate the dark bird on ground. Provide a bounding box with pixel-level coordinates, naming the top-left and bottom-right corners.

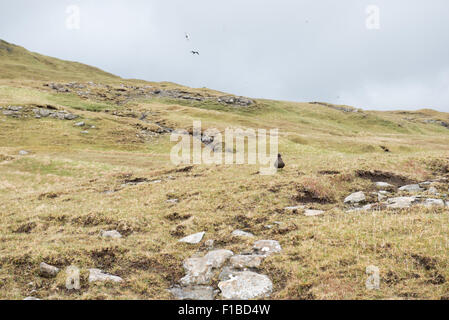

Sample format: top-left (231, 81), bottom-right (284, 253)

top-left (380, 145), bottom-right (390, 153)
top-left (191, 50), bottom-right (200, 55)
top-left (274, 153), bottom-right (285, 169)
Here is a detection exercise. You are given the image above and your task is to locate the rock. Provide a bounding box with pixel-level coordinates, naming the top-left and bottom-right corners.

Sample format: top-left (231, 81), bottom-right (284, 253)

top-left (399, 184), bottom-right (423, 193)
top-left (428, 187), bottom-right (438, 195)
top-left (18, 150), bottom-right (29, 155)
top-left (100, 230), bottom-right (122, 239)
top-left (88, 269), bottom-right (123, 283)
top-left (39, 262), bottom-right (60, 278)
top-left (253, 240), bottom-right (282, 256)
top-left (180, 258), bottom-right (215, 286)
top-left (169, 285), bottom-right (215, 300)
top-left (166, 199), bottom-right (179, 204)
top-left (232, 230), bottom-right (254, 238)
top-left (387, 196), bottom-right (416, 209)
top-left (419, 181), bottom-right (432, 187)
top-left (230, 255), bottom-right (265, 269)
top-left (424, 199), bottom-right (445, 208)
top-left (203, 249), bottom-right (234, 268)
top-left (180, 250), bottom-right (234, 286)
top-left (344, 191), bottom-right (366, 204)
top-left (304, 209), bottom-right (325, 217)
top-left (375, 182), bottom-right (395, 191)
top-left (24, 297), bottom-right (41, 300)
top-left (284, 205), bottom-right (304, 213)
top-left (38, 109), bottom-right (51, 117)
top-left (74, 121), bottom-right (85, 127)
top-left (218, 271), bottom-right (273, 300)
top-left (81, 130), bottom-right (89, 134)
top-left (218, 267), bottom-right (239, 281)
top-left (346, 204), bottom-right (373, 213)
top-left (204, 239), bottom-right (215, 248)
top-left (179, 232), bottom-right (205, 244)
top-left (378, 191), bottom-right (389, 202)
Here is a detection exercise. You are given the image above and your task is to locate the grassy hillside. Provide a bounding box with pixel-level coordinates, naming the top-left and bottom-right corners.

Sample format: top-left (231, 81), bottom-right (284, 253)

top-left (1, 40), bottom-right (449, 300)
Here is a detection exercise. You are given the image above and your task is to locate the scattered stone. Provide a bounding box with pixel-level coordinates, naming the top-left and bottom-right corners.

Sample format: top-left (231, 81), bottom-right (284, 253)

top-left (378, 192), bottom-right (389, 202)
top-left (344, 191), bottom-right (366, 204)
top-left (284, 205), bottom-right (304, 213)
top-left (88, 268), bottom-right (123, 283)
top-left (304, 209), bottom-right (325, 217)
top-left (179, 232), bottom-right (205, 244)
top-left (253, 240), bottom-right (282, 256)
top-left (23, 297), bottom-right (41, 300)
top-left (375, 182), bottom-right (395, 191)
top-left (428, 187), bottom-right (438, 195)
top-left (230, 255), bottom-right (265, 269)
top-left (204, 239), bottom-right (215, 248)
top-left (424, 199), bottom-right (445, 208)
top-left (387, 196), bottom-right (416, 209)
top-left (18, 150), bottom-right (29, 155)
top-left (81, 130), bottom-right (89, 134)
top-left (74, 121), bottom-right (85, 127)
top-left (169, 285), bottom-right (215, 300)
top-left (39, 262), bottom-right (60, 278)
top-left (232, 230), bottom-right (254, 238)
top-left (218, 271), bottom-right (273, 300)
top-left (166, 199), bottom-right (179, 204)
top-left (99, 230), bottom-right (122, 239)
top-left (399, 184), bottom-right (423, 193)
top-left (180, 250), bottom-right (234, 286)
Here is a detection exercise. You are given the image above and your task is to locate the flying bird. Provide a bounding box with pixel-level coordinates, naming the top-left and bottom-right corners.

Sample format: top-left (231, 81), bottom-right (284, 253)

top-left (185, 33), bottom-right (190, 41)
top-left (191, 50), bottom-right (200, 55)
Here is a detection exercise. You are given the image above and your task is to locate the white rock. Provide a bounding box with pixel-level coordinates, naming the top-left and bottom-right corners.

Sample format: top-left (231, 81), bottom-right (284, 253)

top-left (218, 271), bottom-right (273, 300)
top-left (230, 255), bottom-right (265, 269)
top-left (39, 262), bottom-right (60, 278)
top-left (399, 184), bottom-right (423, 193)
top-left (304, 209), bottom-right (325, 217)
top-left (88, 269), bottom-right (123, 283)
top-left (179, 232), bottom-right (205, 244)
top-left (344, 191), bottom-right (366, 204)
top-left (18, 150), bottom-right (29, 155)
top-left (253, 240), bottom-right (282, 256)
top-left (232, 230), bottom-right (254, 238)
top-left (284, 206), bottom-right (304, 212)
top-left (24, 297), bottom-right (41, 300)
top-left (166, 199), bottom-right (179, 204)
top-left (387, 197), bottom-right (416, 209)
top-left (203, 249), bottom-right (234, 268)
top-left (169, 286), bottom-right (215, 300)
top-left (424, 199), bottom-right (445, 208)
top-left (100, 230), bottom-right (122, 239)
top-left (81, 130), bottom-right (89, 134)
top-left (375, 182), bottom-right (394, 190)
top-left (74, 121), bottom-right (85, 127)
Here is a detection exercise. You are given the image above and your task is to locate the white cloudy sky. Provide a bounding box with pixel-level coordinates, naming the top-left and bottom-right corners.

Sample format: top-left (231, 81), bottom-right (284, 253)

top-left (1, 0), bottom-right (449, 111)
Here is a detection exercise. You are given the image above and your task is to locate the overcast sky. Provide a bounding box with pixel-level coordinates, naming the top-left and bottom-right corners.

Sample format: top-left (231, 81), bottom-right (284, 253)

top-left (1, 0), bottom-right (448, 111)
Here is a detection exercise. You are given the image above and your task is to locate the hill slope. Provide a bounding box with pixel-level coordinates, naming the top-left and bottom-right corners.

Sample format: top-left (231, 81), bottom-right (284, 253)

top-left (1, 40), bottom-right (449, 300)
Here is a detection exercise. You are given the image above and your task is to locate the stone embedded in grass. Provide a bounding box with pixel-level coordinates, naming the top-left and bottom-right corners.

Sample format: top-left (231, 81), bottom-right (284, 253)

top-left (399, 184), bottom-right (423, 193)
top-left (74, 121), bottom-right (85, 127)
top-left (88, 269), bottom-right (123, 283)
top-left (424, 199), bottom-right (445, 208)
top-left (218, 271), bottom-right (273, 300)
top-left (99, 230), bottom-right (122, 239)
top-left (180, 249), bottom-right (234, 286)
top-left (168, 285), bottom-right (215, 300)
top-left (230, 255), bottom-right (265, 269)
top-left (284, 205), bottom-right (304, 213)
top-left (81, 130), bottom-right (89, 134)
top-left (39, 262), bottom-right (60, 278)
top-left (253, 240), bottom-right (282, 256)
top-left (231, 229), bottom-right (254, 238)
top-left (179, 231), bottom-right (205, 244)
top-left (428, 187), bottom-right (438, 195)
top-left (166, 199), bottom-right (179, 204)
top-left (387, 196), bottom-right (416, 209)
top-left (304, 209), bottom-right (325, 217)
top-left (344, 191), bottom-right (366, 204)
top-left (18, 150), bottom-right (29, 156)
top-left (23, 297), bottom-right (41, 300)
top-left (375, 182), bottom-right (395, 191)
